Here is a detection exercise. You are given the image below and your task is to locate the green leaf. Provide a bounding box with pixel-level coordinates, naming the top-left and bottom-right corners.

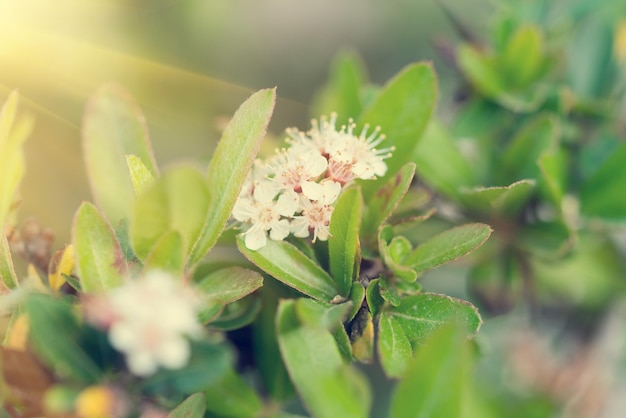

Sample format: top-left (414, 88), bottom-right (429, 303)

top-left (580, 141), bottom-right (626, 219)
top-left (144, 231), bottom-right (184, 275)
top-left (126, 154), bottom-right (156, 195)
top-left (72, 202), bottom-right (128, 293)
top-left (348, 282), bottom-right (365, 321)
top-left (130, 166), bottom-right (210, 262)
top-left (142, 340), bottom-right (233, 394)
top-left (295, 298), bottom-right (351, 330)
top-left (457, 44), bottom-right (503, 98)
top-left (365, 279), bottom-right (385, 318)
top-left (167, 393), bottom-right (206, 418)
top-left (500, 115), bottom-right (559, 182)
top-left (82, 84), bottom-right (158, 226)
top-left (24, 293), bottom-right (102, 383)
top-left (329, 187), bottom-right (363, 296)
top-left (403, 224), bottom-right (492, 274)
top-left (413, 121), bottom-right (475, 200)
top-left (362, 163), bottom-right (416, 244)
top-left (359, 63), bottom-right (437, 197)
top-left (204, 370), bottom-right (263, 418)
top-left (237, 237), bottom-right (338, 302)
top-left (378, 311), bottom-right (413, 377)
top-left (190, 88), bottom-right (276, 264)
top-left (459, 180), bottom-right (536, 214)
top-left (253, 280), bottom-right (296, 401)
top-left (312, 50), bottom-right (367, 126)
top-left (0, 91), bottom-right (32, 228)
top-left (276, 300), bottom-right (371, 418)
top-left (208, 295), bottom-right (262, 331)
top-left (538, 150), bottom-right (567, 205)
top-left (389, 325), bottom-right (473, 418)
top-left (0, 234), bottom-right (18, 292)
top-left (196, 266), bottom-right (263, 323)
top-left (378, 226), bottom-right (418, 282)
top-left (501, 25), bottom-right (545, 86)
top-left (386, 293), bottom-right (482, 344)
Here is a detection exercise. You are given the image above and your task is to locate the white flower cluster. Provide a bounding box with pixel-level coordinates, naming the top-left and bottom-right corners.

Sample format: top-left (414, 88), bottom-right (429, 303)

top-left (86, 271), bottom-right (202, 377)
top-left (233, 113), bottom-right (393, 250)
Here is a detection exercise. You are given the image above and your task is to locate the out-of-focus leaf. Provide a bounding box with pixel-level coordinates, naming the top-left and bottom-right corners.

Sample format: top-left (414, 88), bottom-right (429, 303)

top-left (143, 231), bottom-right (184, 276)
top-left (362, 163), bottom-right (415, 244)
top-left (459, 180), bottom-right (536, 214)
top-left (24, 293), bottom-right (102, 383)
top-left (312, 51), bottom-right (367, 126)
top-left (517, 220), bottom-right (573, 257)
top-left (413, 122), bottom-right (475, 200)
top-left (204, 371), bottom-right (263, 418)
top-left (501, 25), bottom-right (545, 86)
top-left (359, 63), bottom-right (437, 197)
top-left (329, 187), bottom-right (363, 296)
top-left (126, 154), bottom-right (155, 195)
top-left (389, 325), bottom-right (473, 418)
top-left (82, 84), bottom-right (158, 226)
top-left (130, 166), bottom-right (210, 262)
top-left (500, 115), bottom-right (559, 182)
top-left (386, 293), bottom-right (482, 344)
top-left (190, 88), bottom-right (276, 264)
top-left (0, 233), bottom-right (18, 293)
top-left (580, 141), bottom-right (626, 220)
top-left (567, 17), bottom-right (616, 98)
top-left (467, 256), bottom-right (522, 316)
top-left (253, 280), bottom-right (296, 401)
top-left (276, 300), bottom-right (371, 418)
top-left (142, 340), bottom-right (232, 394)
top-left (237, 237), bottom-right (338, 302)
top-left (73, 202), bottom-right (128, 293)
top-left (0, 348), bottom-right (54, 417)
top-left (48, 245), bottom-right (75, 292)
top-left (538, 150), bottom-right (567, 205)
top-left (167, 392), bottom-right (206, 418)
top-left (0, 91), bottom-right (32, 228)
top-left (378, 311), bottom-right (413, 378)
top-left (532, 234), bottom-right (623, 307)
top-left (403, 224), bottom-right (492, 274)
top-left (457, 44), bottom-right (503, 98)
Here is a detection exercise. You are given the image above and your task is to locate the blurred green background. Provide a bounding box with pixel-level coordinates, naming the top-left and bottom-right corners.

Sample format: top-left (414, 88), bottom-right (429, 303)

top-left (0, 0), bottom-right (490, 246)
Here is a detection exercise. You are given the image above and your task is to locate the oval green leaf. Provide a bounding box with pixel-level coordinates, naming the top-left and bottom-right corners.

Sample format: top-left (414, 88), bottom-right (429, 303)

top-left (190, 88), bottom-right (276, 264)
top-left (378, 311), bottom-right (413, 378)
top-left (277, 300), bottom-right (371, 418)
top-left (143, 230), bottom-right (184, 276)
top-left (73, 202), bottom-right (128, 293)
top-left (329, 187), bottom-right (363, 296)
top-left (82, 84), bottom-right (158, 226)
top-left (237, 237), bottom-right (338, 302)
top-left (403, 223), bottom-right (492, 274)
top-left (359, 63), bottom-right (437, 197)
top-left (390, 325), bottom-right (472, 418)
top-left (130, 166), bottom-right (210, 262)
top-left (168, 393), bottom-right (206, 418)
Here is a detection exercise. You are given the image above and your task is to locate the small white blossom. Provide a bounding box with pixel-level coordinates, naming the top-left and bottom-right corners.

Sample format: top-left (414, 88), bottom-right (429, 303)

top-left (268, 147), bottom-right (327, 193)
top-left (104, 271), bottom-right (202, 377)
top-left (291, 181), bottom-right (341, 242)
top-left (233, 181), bottom-right (298, 251)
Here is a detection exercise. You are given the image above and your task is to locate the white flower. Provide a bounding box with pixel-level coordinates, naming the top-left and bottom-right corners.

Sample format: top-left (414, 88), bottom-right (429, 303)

top-left (268, 147), bottom-right (327, 193)
top-left (105, 271), bottom-right (202, 377)
top-left (233, 181), bottom-right (298, 250)
top-left (292, 113), bottom-right (392, 185)
top-left (292, 181), bottom-right (341, 242)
